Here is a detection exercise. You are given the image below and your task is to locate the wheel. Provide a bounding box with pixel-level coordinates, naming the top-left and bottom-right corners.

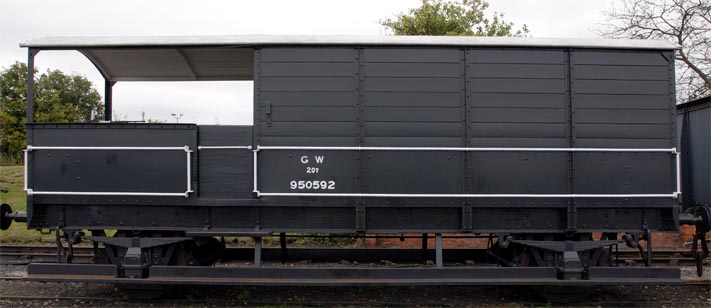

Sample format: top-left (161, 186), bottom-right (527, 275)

top-left (0, 203), bottom-right (12, 230)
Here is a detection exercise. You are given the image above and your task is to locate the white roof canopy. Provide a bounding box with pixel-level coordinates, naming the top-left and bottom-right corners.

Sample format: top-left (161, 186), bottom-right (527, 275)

top-left (21, 35), bottom-right (679, 82)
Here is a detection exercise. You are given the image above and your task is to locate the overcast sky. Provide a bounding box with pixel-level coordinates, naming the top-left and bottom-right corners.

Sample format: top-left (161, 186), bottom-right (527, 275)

top-left (1, 0), bottom-right (608, 124)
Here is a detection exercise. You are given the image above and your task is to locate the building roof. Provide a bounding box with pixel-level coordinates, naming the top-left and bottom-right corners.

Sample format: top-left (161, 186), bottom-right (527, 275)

top-left (19, 35), bottom-right (679, 82)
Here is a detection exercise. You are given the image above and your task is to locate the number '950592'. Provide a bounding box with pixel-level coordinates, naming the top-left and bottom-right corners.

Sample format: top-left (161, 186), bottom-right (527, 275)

top-left (289, 180), bottom-right (336, 190)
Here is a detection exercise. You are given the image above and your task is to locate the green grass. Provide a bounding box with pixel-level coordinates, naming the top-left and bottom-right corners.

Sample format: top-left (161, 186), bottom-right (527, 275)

top-left (0, 165), bottom-right (53, 243)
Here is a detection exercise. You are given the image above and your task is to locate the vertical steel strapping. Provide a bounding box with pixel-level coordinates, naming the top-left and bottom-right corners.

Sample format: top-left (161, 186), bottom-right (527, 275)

top-left (465, 49), bottom-right (474, 208)
top-left (355, 47), bottom-right (366, 231)
top-left (566, 49), bottom-right (577, 231)
top-left (667, 51), bottom-right (679, 208)
top-left (253, 49), bottom-right (261, 149)
top-left (253, 49), bottom-right (262, 229)
top-left (461, 48), bottom-right (472, 232)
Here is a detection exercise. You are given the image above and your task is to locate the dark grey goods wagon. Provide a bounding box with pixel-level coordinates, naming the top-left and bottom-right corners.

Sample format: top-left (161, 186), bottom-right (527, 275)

top-left (677, 96), bottom-right (711, 269)
top-left (678, 96), bottom-right (711, 207)
top-left (3, 35), bottom-right (708, 288)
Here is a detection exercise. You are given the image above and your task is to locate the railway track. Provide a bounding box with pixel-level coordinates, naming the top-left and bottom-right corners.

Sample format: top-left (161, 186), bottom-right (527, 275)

top-left (0, 289), bottom-right (708, 307)
top-left (0, 244), bottom-right (704, 265)
top-left (0, 244), bottom-right (94, 264)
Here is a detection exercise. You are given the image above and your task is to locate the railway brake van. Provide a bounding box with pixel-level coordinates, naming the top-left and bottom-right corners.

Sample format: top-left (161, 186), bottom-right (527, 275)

top-left (2, 35), bottom-right (710, 289)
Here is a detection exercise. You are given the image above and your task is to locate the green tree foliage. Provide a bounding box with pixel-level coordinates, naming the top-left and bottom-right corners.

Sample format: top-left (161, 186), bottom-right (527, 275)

top-left (0, 62), bottom-right (103, 162)
top-left (380, 0), bottom-right (529, 36)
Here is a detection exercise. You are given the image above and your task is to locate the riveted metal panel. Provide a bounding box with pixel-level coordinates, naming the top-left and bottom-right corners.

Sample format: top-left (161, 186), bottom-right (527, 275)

top-left (678, 98), bottom-right (711, 206)
top-left (576, 109), bottom-right (671, 124)
top-left (33, 150), bottom-right (186, 193)
top-left (572, 51), bottom-right (669, 66)
top-left (574, 65), bottom-right (669, 80)
top-left (261, 48), bottom-right (355, 62)
top-left (198, 126), bottom-right (253, 199)
top-left (355, 48), bottom-right (467, 205)
top-left (258, 47), bottom-right (358, 149)
top-left (364, 107), bottom-right (460, 122)
top-left (576, 94), bottom-right (669, 109)
top-left (470, 79), bottom-right (566, 93)
top-left (260, 207), bottom-right (356, 230)
top-left (28, 124), bottom-right (196, 197)
top-left (261, 122), bottom-right (356, 137)
top-left (364, 62), bottom-right (461, 77)
top-left (258, 150), bottom-right (357, 194)
top-left (466, 50), bottom-right (564, 64)
top-left (470, 93), bottom-right (566, 108)
top-left (261, 92), bottom-right (356, 107)
top-left (468, 63), bottom-right (565, 79)
top-left (260, 77), bottom-right (354, 92)
top-left (365, 122), bottom-right (461, 137)
top-left (261, 62), bottom-right (355, 76)
top-left (466, 48), bottom-right (569, 208)
top-left (366, 207), bottom-right (461, 231)
top-left (574, 152), bottom-right (672, 194)
top-left (363, 48), bottom-right (460, 63)
top-left (470, 152), bottom-right (569, 194)
top-left (265, 106), bottom-right (355, 122)
top-left (470, 108), bottom-right (566, 123)
top-left (364, 77), bottom-right (461, 92)
top-left (363, 152), bottom-right (464, 194)
top-left (571, 50), bottom-right (673, 150)
top-left (575, 80), bottom-right (669, 95)
top-left (364, 92), bottom-right (461, 107)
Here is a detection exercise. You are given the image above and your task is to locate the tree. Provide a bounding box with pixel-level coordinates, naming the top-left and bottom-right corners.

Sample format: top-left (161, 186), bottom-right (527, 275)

top-left (600, 0), bottom-right (711, 102)
top-left (0, 62), bottom-right (103, 162)
top-left (379, 0), bottom-right (529, 36)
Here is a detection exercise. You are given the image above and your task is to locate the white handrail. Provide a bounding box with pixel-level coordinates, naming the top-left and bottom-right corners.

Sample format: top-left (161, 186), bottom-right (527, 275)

top-left (24, 145), bottom-right (193, 197)
top-left (254, 146), bottom-right (681, 199)
top-left (198, 145), bottom-right (252, 150)
top-left (257, 145), bottom-right (677, 153)
top-left (257, 193), bottom-right (679, 198)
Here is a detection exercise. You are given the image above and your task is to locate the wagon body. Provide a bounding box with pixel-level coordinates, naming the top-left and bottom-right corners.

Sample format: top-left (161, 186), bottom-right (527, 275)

top-left (9, 35), bottom-right (695, 286)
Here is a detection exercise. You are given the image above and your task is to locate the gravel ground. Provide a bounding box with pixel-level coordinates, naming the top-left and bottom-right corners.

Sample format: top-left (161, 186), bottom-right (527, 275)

top-left (0, 265), bottom-right (708, 308)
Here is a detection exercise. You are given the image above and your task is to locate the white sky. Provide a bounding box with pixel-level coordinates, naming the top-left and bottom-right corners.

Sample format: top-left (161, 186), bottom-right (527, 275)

top-left (1, 0), bottom-right (608, 124)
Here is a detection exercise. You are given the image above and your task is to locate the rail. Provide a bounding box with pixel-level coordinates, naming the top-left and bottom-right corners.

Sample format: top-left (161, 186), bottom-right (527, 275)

top-left (24, 145), bottom-right (193, 197)
top-left (253, 146), bottom-right (682, 199)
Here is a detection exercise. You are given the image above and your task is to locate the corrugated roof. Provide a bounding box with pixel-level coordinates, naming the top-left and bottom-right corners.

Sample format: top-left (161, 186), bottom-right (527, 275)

top-left (21, 35), bottom-right (679, 50)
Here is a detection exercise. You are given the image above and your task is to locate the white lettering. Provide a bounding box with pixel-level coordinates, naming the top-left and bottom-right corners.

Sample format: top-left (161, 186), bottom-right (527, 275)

top-left (288, 180), bottom-right (336, 190)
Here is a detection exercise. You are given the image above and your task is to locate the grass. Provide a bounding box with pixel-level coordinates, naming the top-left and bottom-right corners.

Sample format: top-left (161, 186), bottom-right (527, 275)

top-left (0, 165), bottom-right (53, 243)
